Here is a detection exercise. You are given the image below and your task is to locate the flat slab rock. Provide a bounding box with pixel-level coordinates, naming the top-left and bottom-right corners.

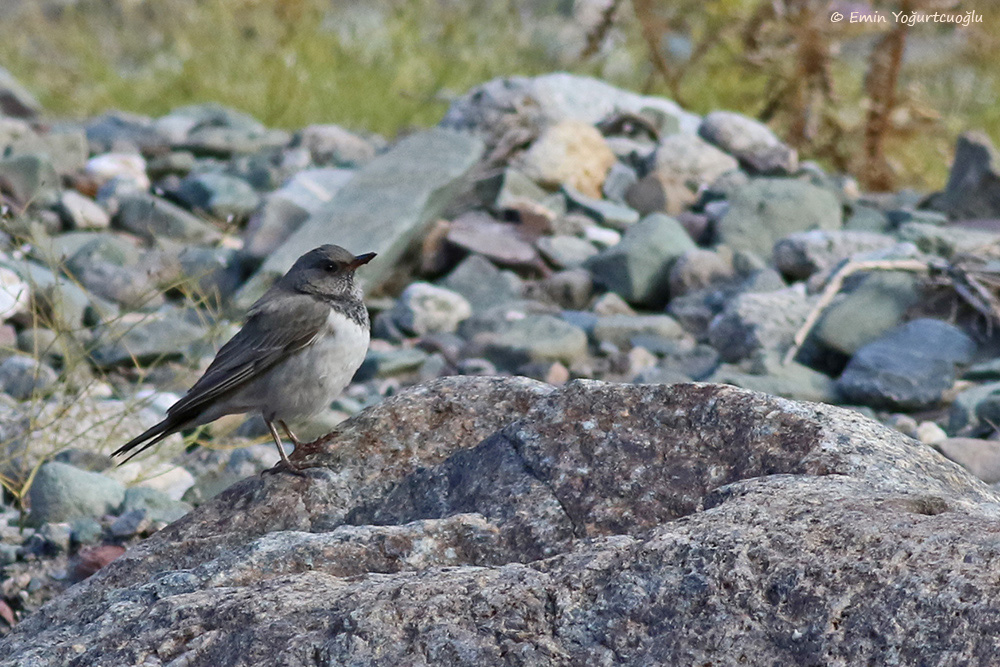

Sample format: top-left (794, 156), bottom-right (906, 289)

top-left (5, 376), bottom-right (1000, 665)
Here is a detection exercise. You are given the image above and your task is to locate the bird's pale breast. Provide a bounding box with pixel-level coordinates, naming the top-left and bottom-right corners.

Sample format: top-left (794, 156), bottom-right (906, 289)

top-left (235, 308), bottom-right (369, 423)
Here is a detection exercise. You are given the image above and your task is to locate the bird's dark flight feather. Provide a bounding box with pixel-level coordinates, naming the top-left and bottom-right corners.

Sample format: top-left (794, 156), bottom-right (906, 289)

top-left (111, 292), bottom-right (330, 462)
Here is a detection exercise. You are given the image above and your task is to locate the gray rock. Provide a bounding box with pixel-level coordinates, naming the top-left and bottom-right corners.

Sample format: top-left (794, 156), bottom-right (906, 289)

top-left (90, 312), bottom-right (209, 368)
top-left (5, 378), bottom-right (1000, 665)
top-left (298, 124), bottom-right (376, 166)
top-left (476, 167), bottom-right (549, 210)
top-left (591, 314), bottom-right (684, 348)
top-left (898, 221), bottom-right (1000, 259)
top-left (668, 247), bottom-right (736, 297)
top-left (936, 437), bottom-right (1000, 484)
top-left (238, 128), bottom-right (483, 306)
top-left (709, 352), bottom-right (837, 403)
top-left (27, 462), bottom-right (125, 526)
top-left (772, 230), bottom-right (898, 280)
top-left (16, 327), bottom-right (59, 360)
top-left (175, 171), bottom-right (261, 221)
top-left (115, 192), bottom-right (221, 243)
top-left (708, 285), bottom-right (814, 362)
top-left (0, 153), bottom-right (60, 208)
top-left (844, 204), bottom-right (891, 232)
top-left (242, 168), bottom-right (355, 260)
top-left (446, 211), bottom-right (539, 268)
top-left (602, 161), bottom-right (638, 202)
top-left (0, 257), bottom-right (110, 330)
top-left (0, 355), bottom-right (58, 400)
top-left (177, 245), bottom-right (243, 304)
top-left (475, 314), bottom-right (588, 368)
top-left (716, 178), bottom-right (843, 257)
top-left (949, 382), bottom-right (1000, 435)
top-left (441, 73), bottom-right (700, 141)
top-left (585, 213), bottom-right (696, 307)
top-left (837, 319), bottom-right (976, 410)
top-left (356, 347), bottom-right (429, 380)
top-left (156, 103), bottom-right (290, 157)
top-left (886, 208), bottom-right (948, 228)
top-left (390, 282), bottom-right (471, 336)
top-left (939, 131), bottom-right (1000, 220)
top-left (536, 234), bottom-right (598, 269)
top-left (109, 508), bottom-right (149, 538)
top-left (440, 254), bottom-right (522, 311)
top-left (35, 522), bottom-right (72, 554)
top-left (0, 65), bottom-right (41, 118)
top-left (533, 269), bottom-right (593, 310)
top-left (84, 111), bottom-right (165, 154)
top-left (814, 272), bottom-right (923, 356)
top-left (56, 190), bottom-right (111, 230)
top-left (699, 110), bottom-right (798, 174)
top-left (121, 487), bottom-right (192, 524)
top-left (69, 517), bottom-right (104, 546)
top-left (562, 184), bottom-right (640, 230)
top-left (651, 132), bottom-right (739, 188)
top-left (63, 235), bottom-right (159, 309)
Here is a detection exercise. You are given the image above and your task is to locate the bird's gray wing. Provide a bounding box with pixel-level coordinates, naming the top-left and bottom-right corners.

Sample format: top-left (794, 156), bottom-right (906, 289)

top-left (166, 292), bottom-right (330, 419)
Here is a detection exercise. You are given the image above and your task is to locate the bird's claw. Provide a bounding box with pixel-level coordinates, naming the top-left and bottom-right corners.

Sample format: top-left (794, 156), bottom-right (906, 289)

top-left (260, 460), bottom-right (307, 477)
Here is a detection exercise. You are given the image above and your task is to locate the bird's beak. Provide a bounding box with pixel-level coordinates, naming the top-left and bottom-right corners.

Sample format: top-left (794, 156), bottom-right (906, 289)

top-left (347, 252), bottom-right (376, 270)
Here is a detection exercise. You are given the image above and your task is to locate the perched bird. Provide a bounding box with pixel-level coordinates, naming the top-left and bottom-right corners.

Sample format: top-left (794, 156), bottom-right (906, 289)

top-left (113, 245), bottom-right (375, 472)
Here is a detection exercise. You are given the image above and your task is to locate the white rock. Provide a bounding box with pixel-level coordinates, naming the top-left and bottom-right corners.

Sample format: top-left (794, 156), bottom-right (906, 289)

top-left (0, 267), bottom-right (29, 321)
top-left (85, 153), bottom-right (150, 190)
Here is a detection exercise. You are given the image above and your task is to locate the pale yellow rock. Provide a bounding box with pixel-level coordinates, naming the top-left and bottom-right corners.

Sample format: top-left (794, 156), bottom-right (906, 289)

top-left (519, 120), bottom-right (615, 198)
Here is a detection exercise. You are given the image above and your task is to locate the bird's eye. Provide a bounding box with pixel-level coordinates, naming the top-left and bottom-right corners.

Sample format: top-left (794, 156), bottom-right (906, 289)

top-left (324, 261), bottom-right (339, 272)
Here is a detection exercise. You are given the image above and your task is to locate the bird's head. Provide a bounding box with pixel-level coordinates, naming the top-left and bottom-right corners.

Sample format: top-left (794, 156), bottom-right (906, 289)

top-left (281, 245), bottom-right (376, 301)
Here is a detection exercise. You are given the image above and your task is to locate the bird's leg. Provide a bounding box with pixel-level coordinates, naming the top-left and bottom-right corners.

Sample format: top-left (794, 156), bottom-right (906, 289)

top-left (262, 419), bottom-right (305, 476)
top-left (278, 420), bottom-right (302, 448)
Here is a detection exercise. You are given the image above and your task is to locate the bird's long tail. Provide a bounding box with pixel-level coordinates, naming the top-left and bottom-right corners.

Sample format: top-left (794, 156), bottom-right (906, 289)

top-left (111, 418), bottom-right (184, 464)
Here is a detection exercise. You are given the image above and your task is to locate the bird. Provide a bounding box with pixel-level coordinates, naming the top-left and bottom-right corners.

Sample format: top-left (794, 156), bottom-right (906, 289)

top-left (112, 244), bottom-right (375, 473)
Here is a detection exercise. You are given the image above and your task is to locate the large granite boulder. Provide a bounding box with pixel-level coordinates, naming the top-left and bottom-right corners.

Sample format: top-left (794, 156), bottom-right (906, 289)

top-left (3, 376), bottom-right (999, 665)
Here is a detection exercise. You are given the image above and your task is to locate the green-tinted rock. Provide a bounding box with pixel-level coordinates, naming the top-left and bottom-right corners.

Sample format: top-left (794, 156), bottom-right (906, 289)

top-left (0, 154), bottom-right (60, 207)
top-left (175, 172), bottom-right (261, 221)
top-left (238, 128), bottom-right (483, 306)
top-left (585, 213), bottom-right (696, 307)
top-left (27, 462), bottom-right (125, 526)
top-left (480, 315), bottom-right (588, 368)
top-left (815, 272), bottom-right (922, 356)
top-left (716, 178), bottom-right (842, 257)
top-left (91, 312), bottom-right (208, 367)
top-left (115, 192), bottom-right (221, 243)
top-left (122, 487), bottom-right (192, 524)
top-left (897, 221), bottom-right (1000, 259)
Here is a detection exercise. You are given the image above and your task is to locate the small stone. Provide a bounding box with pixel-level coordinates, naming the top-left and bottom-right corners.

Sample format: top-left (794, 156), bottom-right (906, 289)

top-left (0, 355), bottom-right (58, 400)
top-left (602, 162), bottom-right (638, 202)
top-left (716, 178), bottom-right (843, 257)
top-left (591, 314), bottom-right (684, 348)
top-left (298, 124), bottom-right (376, 166)
top-left (28, 462), bottom-right (125, 526)
top-left (446, 212), bottom-right (539, 268)
top-left (936, 438), bottom-right (1000, 484)
top-left (0, 154), bottom-right (60, 208)
top-left (650, 133), bottom-right (739, 189)
top-left (36, 522), bottom-right (72, 553)
top-left (71, 544), bottom-right (125, 582)
top-left (109, 508), bottom-right (150, 538)
top-left (698, 111), bottom-right (797, 174)
top-left (536, 235), bottom-right (598, 269)
top-left (115, 192), bottom-right (221, 243)
top-left (582, 224), bottom-right (621, 248)
top-left (938, 131), bottom-right (1000, 220)
top-left (562, 185), bottom-right (640, 231)
top-left (121, 487), bottom-right (192, 524)
top-left (0, 266), bottom-right (30, 321)
top-left (916, 421), bottom-right (947, 445)
top-left (669, 248), bottom-right (736, 298)
top-left (441, 254), bottom-right (522, 312)
top-left (90, 312), bottom-right (209, 368)
top-left (356, 347), bottom-right (429, 380)
top-left (69, 518), bottom-right (104, 546)
top-left (585, 213), bottom-right (696, 307)
top-left (708, 285), bottom-right (814, 363)
top-left (390, 283), bottom-right (472, 336)
top-left (518, 120), bottom-right (615, 198)
top-left (772, 230), bottom-right (898, 281)
top-left (174, 171), bottom-right (261, 222)
top-left (57, 190), bottom-right (111, 230)
top-left (477, 315), bottom-right (588, 369)
top-left (84, 153), bottom-right (150, 190)
top-left (590, 292), bottom-right (635, 316)
top-left (814, 272), bottom-right (923, 356)
top-left (837, 319), bottom-right (976, 410)
top-left (535, 269), bottom-right (593, 310)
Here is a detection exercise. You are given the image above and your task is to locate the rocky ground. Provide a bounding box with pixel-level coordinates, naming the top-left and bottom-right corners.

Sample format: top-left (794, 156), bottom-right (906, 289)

top-left (2, 67), bottom-right (1000, 657)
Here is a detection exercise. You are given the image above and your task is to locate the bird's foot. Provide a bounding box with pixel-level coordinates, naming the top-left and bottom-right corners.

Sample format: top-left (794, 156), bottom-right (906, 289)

top-left (260, 460), bottom-right (307, 477)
